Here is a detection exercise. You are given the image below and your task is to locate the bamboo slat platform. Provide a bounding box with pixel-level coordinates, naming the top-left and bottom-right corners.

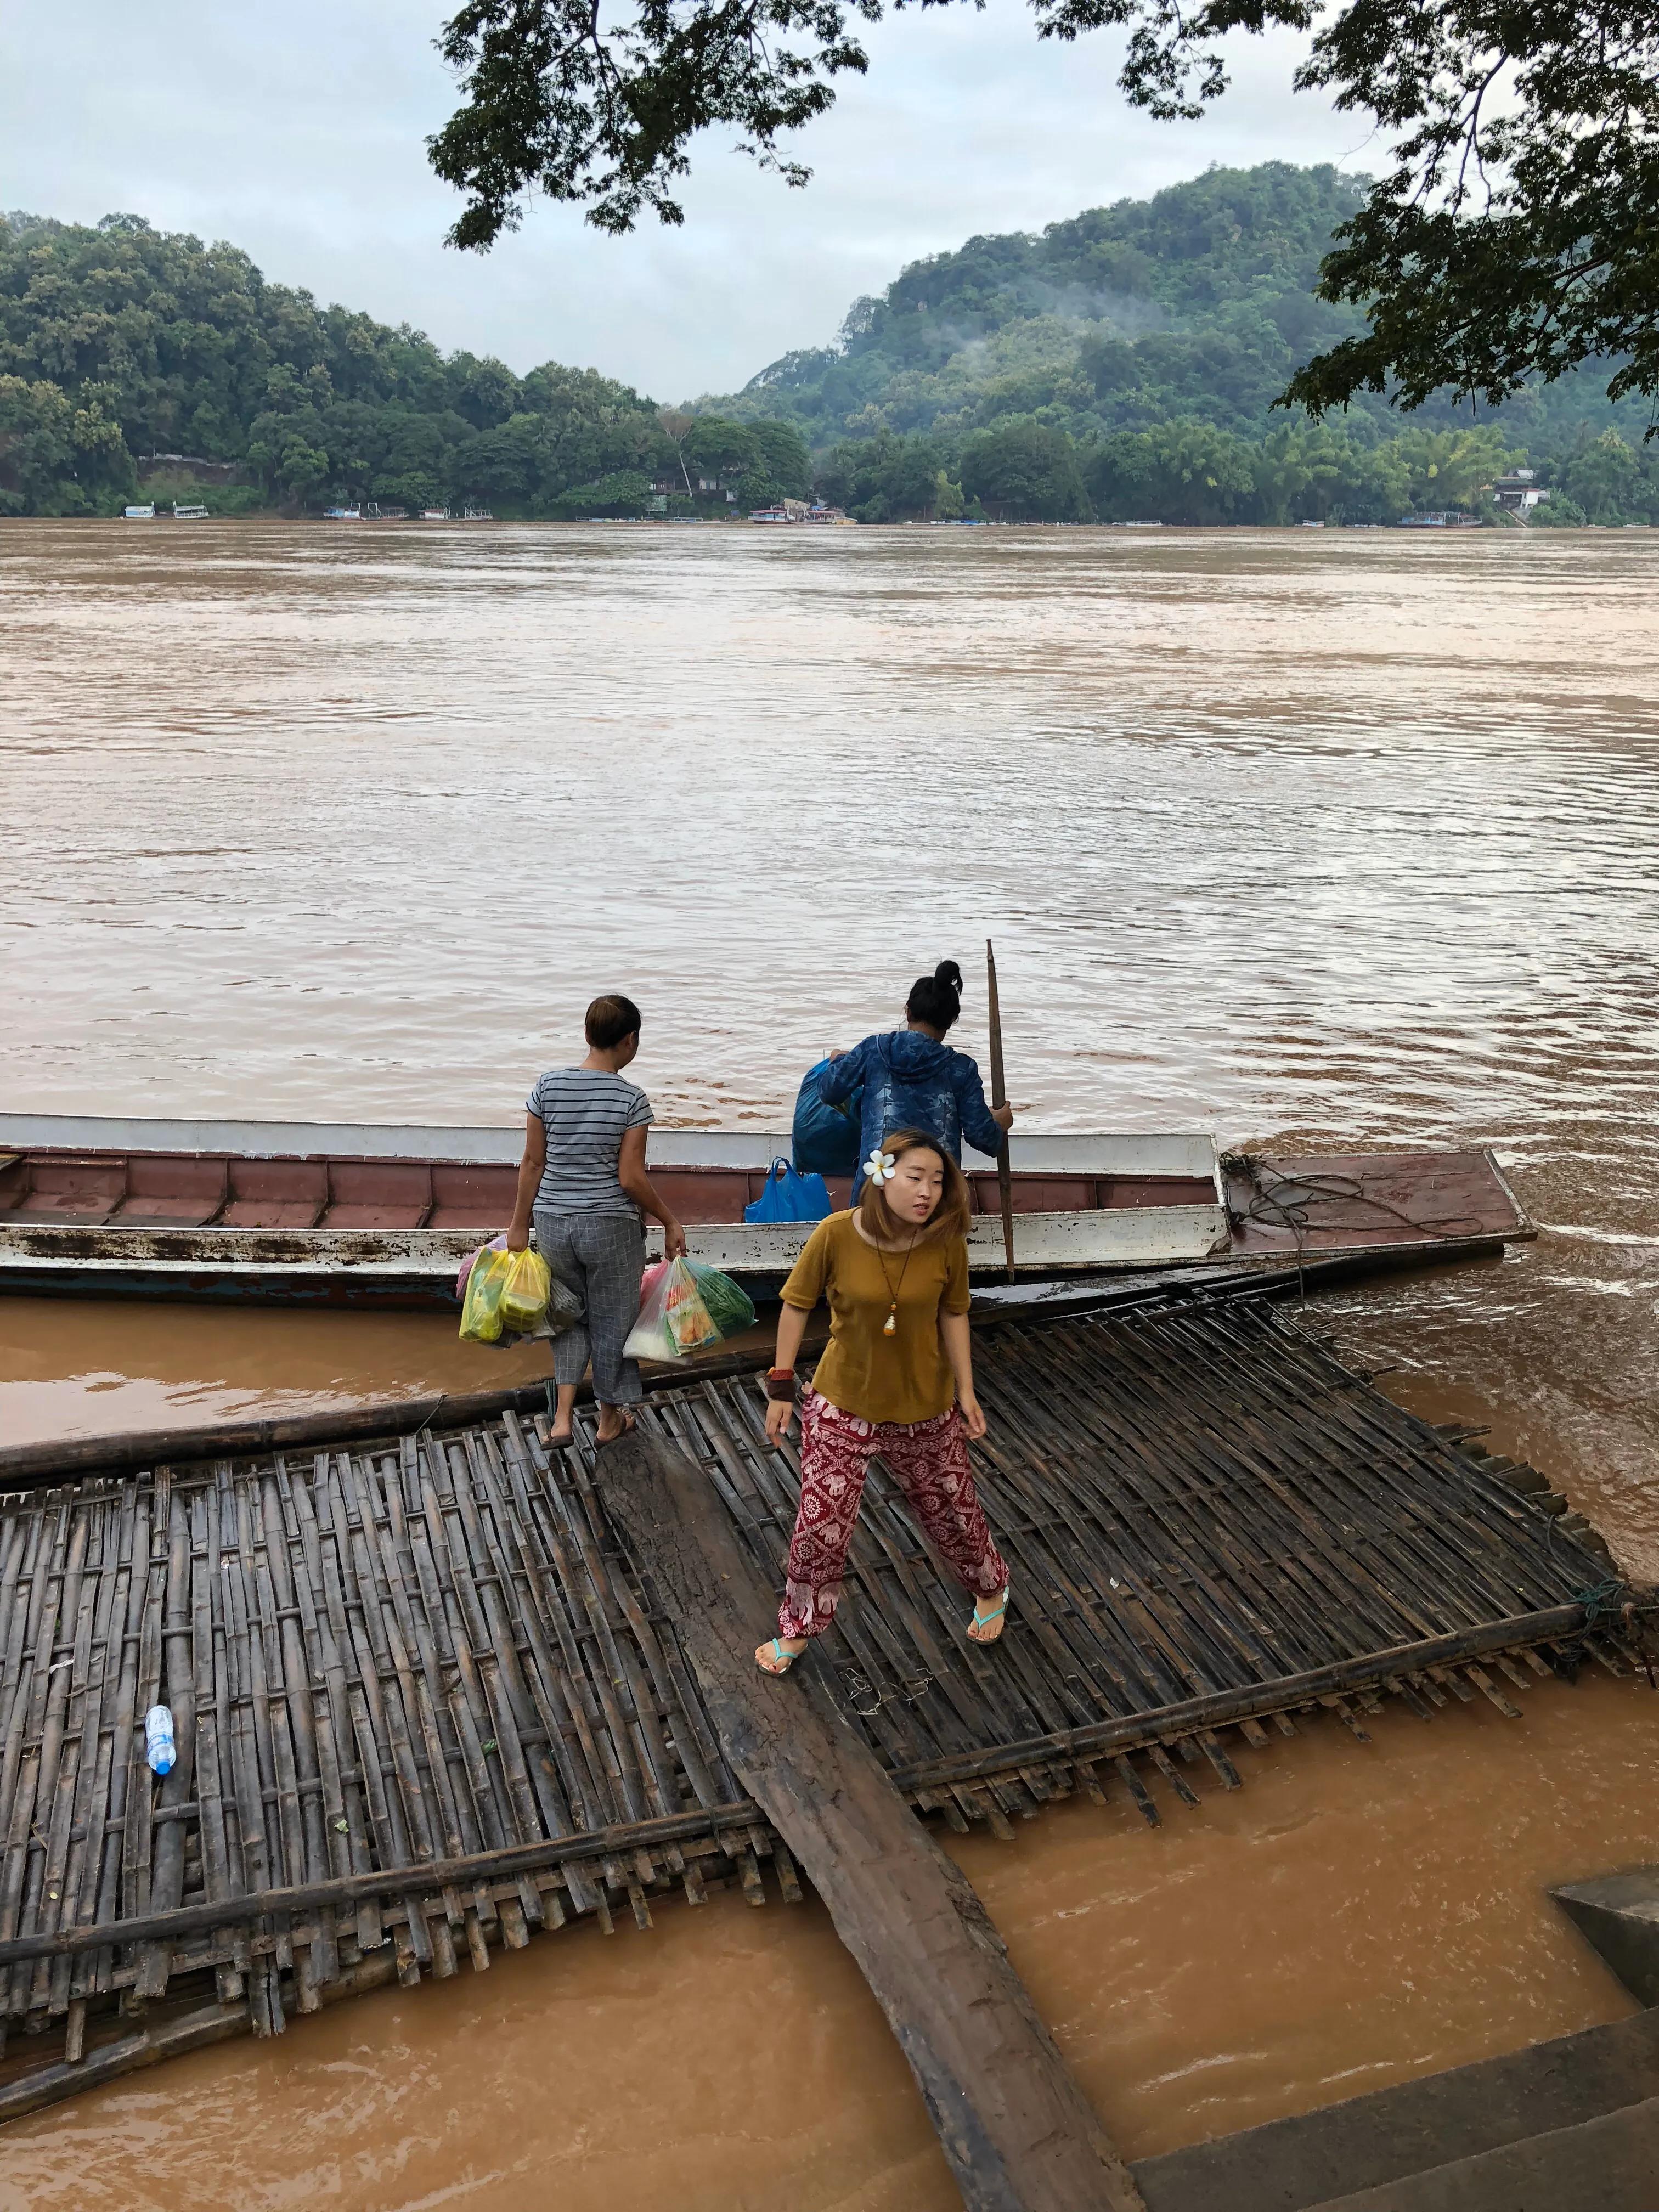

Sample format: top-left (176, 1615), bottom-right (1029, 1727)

top-left (0, 1299), bottom-right (1636, 2119)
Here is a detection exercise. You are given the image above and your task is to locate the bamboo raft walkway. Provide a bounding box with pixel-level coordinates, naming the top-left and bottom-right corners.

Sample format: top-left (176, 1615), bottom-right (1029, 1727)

top-left (0, 1296), bottom-right (1637, 2121)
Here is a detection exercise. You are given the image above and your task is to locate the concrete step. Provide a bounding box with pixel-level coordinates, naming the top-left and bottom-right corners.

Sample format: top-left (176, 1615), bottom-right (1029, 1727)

top-left (1554, 1866), bottom-right (1659, 2006)
top-left (1311, 2091), bottom-right (1659, 2211)
top-left (1132, 2008), bottom-right (1659, 2212)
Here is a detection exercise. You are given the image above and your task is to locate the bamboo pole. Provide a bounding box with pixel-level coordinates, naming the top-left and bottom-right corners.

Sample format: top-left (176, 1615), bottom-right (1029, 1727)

top-left (0, 1801), bottom-right (764, 1970)
top-left (886, 1601), bottom-right (1591, 1793)
top-left (986, 939), bottom-right (1016, 1283)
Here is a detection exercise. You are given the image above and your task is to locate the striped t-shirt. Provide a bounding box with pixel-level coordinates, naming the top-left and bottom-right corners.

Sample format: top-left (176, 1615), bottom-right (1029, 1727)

top-left (526, 1068), bottom-right (653, 1214)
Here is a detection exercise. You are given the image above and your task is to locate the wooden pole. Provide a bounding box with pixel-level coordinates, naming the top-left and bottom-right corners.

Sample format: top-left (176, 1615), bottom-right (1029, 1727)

top-left (986, 939), bottom-right (1016, 1283)
top-left (596, 1430), bottom-right (1146, 2212)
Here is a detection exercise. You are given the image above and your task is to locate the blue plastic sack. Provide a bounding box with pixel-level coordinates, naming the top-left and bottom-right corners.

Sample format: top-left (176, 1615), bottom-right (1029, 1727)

top-left (746, 1156), bottom-right (832, 1224)
top-left (792, 1059), bottom-right (862, 1179)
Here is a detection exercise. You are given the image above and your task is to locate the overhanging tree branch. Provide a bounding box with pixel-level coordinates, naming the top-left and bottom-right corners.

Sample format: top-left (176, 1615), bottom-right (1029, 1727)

top-left (430, 0), bottom-right (1659, 417)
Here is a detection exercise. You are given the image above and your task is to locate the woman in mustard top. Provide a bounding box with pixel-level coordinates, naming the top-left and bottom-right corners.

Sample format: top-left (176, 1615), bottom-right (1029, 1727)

top-left (755, 1127), bottom-right (1010, 1674)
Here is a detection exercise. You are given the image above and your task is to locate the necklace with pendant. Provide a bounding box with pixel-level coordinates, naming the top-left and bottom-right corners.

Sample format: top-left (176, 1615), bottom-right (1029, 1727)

top-left (874, 1231), bottom-right (920, 1336)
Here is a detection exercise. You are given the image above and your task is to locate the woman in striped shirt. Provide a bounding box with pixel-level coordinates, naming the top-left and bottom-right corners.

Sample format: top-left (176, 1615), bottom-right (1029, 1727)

top-left (505, 994), bottom-right (686, 1447)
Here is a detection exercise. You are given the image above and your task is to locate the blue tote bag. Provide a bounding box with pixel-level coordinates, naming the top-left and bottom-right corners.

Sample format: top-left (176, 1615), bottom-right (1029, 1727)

top-left (745, 1156), bottom-right (832, 1224)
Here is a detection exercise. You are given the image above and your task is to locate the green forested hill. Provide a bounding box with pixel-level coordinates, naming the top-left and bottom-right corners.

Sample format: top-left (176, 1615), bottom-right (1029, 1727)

top-left (709, 163), bottom-right (1656, 524)
top-left (727, 164), bottom-right (1372, 444)
top-left (4, 173), bottom-right (1655, 526)
top-left (0, 211), bottom-right (807, 517)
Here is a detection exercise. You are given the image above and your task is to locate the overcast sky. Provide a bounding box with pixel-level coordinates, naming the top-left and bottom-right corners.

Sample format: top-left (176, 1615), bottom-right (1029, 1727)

top-left (1, 0), bottom-right (1377, 400)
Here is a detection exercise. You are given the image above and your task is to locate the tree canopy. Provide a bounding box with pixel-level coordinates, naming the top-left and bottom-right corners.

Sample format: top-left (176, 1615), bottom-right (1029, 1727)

top-left (0, 211), bottom-right (807, 517)
top-left (814, 411), bottom-right (1659, 524)
top-left (430, 0), bottom-right (1659, 425)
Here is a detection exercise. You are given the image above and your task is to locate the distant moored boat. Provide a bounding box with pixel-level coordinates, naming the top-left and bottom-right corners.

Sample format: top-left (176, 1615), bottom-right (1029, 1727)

top-left (122, 505), bottom-right (156, 520)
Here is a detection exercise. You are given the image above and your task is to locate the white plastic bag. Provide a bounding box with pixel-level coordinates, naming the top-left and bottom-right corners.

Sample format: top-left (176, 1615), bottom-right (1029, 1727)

top-left (623, 1257), bottom-right (756, 1361)
top-left (623, 1260), bottom-right (685, 1361)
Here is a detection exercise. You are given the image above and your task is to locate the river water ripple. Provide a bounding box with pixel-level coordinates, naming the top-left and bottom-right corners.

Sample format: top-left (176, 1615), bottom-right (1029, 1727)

top-left (2, 520), bottom-right (1657, 2207)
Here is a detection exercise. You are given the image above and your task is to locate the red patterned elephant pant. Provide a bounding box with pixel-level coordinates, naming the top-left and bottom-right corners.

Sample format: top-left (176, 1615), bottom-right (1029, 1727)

top-left (778, 1389), bottom-right (1009, 1640)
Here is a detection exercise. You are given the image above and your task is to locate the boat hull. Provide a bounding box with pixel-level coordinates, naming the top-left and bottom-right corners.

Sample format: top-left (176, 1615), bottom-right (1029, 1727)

top-left (0, 1116), bottom-right (1532, 1310)
top-left (0, 1201), bottom-right (1233, 1309)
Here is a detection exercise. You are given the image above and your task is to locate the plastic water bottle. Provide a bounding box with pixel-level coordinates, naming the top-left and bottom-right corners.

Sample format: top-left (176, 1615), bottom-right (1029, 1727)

top-left (145, 1704), bottom-right (176, 1777)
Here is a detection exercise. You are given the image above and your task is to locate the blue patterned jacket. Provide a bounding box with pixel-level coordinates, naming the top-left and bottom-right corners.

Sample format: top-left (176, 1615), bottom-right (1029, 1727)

top-left (819, 1031), bottom-right (1003, 1189)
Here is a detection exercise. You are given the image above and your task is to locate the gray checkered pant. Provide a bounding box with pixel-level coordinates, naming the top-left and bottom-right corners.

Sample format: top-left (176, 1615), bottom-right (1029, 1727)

top-left (532, 1208), bottom-right (646, 1406)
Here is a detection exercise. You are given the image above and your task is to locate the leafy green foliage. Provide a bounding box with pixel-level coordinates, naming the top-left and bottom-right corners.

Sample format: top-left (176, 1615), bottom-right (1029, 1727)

top-left (680, 414), bottom-right (811, 503)
top-left (1273, 0), bottom-right (1659, 418)
top-left (812, 413), bottom-right (1513, 523)
top-left (1528, 492), bottom-right (1590, 528)
top-left (814, 409), bottom-right (1659, 524)
top-left (959, 419), bottom-right (1092, 520)
top-left (140, 471), bottom-right (270, 517)
top-left (816, 429), bottom-right (966, 520)
top-left (1087, 419), bottom-right (1256, 524)
top-left (548, 468), bottom-right (659, 517)
top-left (0, 211), bottom-right (800, 516)
top-left (1241, 420), bottom-right (1407, 525)
top-left (1549, 428), bottom-right (1659, 524)
top-left (0, 374), bottom-right (133, 515)
top-left (430, 0), bottom-right (872, 239)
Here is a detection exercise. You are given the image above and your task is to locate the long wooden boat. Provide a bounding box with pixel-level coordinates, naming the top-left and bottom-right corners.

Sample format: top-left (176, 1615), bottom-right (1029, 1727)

top-left (0, 1114), bottom-right (1534, 1310)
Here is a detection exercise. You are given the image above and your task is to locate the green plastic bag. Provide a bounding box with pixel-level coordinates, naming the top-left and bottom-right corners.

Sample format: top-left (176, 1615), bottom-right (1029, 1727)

top-left (689, 1260), bottom-right (756, 1342)
top-left (623, 1257), bottom-right (757, 1361)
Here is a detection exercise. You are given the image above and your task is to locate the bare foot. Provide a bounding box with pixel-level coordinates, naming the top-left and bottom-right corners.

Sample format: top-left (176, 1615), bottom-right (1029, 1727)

top-left (595, 1407), bottom-right (638, 1447)
top-left (967, 1587), bottom-right (1010, 1644)
top-left (755, 1637), bottom-right (807, 1675)
top-left (545, 1426), bottom-right (574, 1450)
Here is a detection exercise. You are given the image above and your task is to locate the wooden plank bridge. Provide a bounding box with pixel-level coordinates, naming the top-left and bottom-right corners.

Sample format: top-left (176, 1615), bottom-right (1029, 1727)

top-left (0, 1297), bottom-right (1633, 2132)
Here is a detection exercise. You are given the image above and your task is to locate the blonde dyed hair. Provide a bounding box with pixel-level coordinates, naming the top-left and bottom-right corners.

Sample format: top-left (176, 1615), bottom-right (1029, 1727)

top-left (857, 1128), bottom-right (972, 1247)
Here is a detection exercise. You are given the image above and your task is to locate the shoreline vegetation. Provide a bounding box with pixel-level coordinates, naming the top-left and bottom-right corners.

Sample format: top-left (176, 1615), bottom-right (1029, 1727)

top-left (4, 165), bottom-right (1657, 531)
top-left (36, 512), bottom-right (1654, 532)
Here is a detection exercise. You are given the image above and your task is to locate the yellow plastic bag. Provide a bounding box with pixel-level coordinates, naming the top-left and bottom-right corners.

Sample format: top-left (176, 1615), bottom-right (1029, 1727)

top-left (460, 1245), bottom-right (551, 1342)
top-left (499, 1246), bottom-right (552, 1335)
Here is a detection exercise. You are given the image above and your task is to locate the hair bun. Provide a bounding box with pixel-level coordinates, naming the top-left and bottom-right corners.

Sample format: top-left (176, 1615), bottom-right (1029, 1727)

top-left (906, 961), bottom-right (966, 1035)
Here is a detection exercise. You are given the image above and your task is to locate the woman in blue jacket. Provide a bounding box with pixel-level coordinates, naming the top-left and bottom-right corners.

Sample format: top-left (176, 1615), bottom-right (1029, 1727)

top-left (820, 960), bottom-right (1013, 1190)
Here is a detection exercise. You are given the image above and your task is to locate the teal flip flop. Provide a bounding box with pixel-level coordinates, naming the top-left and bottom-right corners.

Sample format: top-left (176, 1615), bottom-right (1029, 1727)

top-left (968, 1587), bottom-right (1011, 1644)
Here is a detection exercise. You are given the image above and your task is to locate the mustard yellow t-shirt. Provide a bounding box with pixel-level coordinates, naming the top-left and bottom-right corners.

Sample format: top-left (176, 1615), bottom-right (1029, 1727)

top-left (780, 1211), bottom-right (970, 1427)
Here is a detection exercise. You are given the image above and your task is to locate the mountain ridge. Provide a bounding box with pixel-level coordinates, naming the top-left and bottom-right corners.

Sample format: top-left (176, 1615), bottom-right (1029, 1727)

top-left (703, 162), bottom-right (1634, 455)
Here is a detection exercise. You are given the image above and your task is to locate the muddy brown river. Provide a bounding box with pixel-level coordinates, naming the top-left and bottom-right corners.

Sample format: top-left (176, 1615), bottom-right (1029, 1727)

top-left (2, 519), bottom-right (1657, 2208)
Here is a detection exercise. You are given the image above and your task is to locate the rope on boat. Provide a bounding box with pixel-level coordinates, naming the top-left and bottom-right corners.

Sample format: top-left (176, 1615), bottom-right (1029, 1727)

top-left (1221, 1154), bottom-right (1492, 1304)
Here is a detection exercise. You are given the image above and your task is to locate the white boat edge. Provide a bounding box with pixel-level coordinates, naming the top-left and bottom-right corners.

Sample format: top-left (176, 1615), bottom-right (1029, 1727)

top-left (0, 1113), bottom-right (1222, 1186)
top-left (0, 1204), bottom-right (1233, 1280)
